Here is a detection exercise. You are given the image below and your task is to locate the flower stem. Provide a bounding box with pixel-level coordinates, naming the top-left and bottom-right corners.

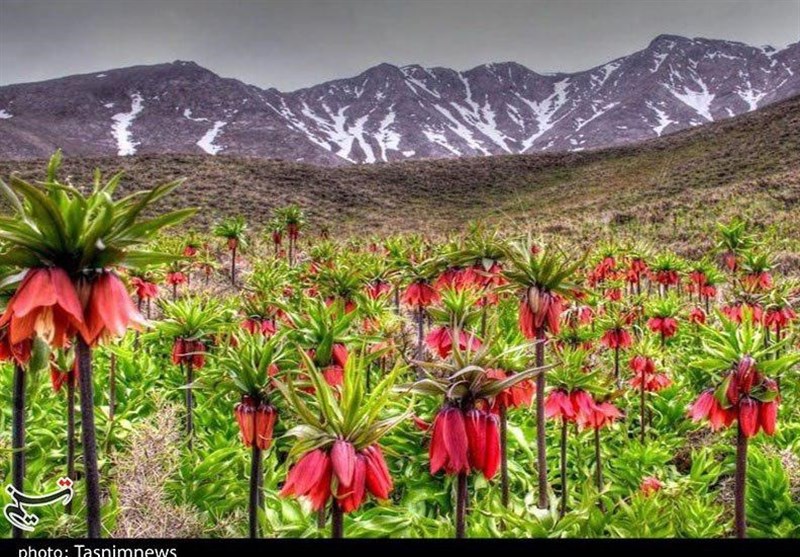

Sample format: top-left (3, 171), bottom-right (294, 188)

top-left (734, 425), bottom-right (748, 539)
top-left (331, 500), bottom-right (344, 538)
top-left (594, 427), bottom-right (605, 512)
top-left (640, 377), bottom-right (646, 444)
top-left (248, 444), bottom-right (262, 538)
top-left (500, 404), bottom-right (509, 508)
top-left (77, 337), bottom-right (102, 538)
top-left (186, 360), bottom-right (194, 451)
top-left (535, 328), bottom-right (548, 509)
top-left (109, 352), bottom-right (116, 422)
top-left (231, 245), bottom-right (237, 286)
top-left (560, 419), bottom-right (568, 518)
top-left (66, 377), bottom-right (76, 515)
top-left (416, 307), bottom-right (425, 378)
top-left (12, 362), bottom-right (25, 539)
top-left (455, 472), bottom-right (468, 538)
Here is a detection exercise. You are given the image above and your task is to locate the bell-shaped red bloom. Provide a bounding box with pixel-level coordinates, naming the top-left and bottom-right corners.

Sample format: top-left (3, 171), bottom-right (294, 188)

top-left (362, 444), bottom-right (393, 500)
top-left (241, 317), bottom-right (276, 336)
top-left (402, 281), bottom-right (440, 308)
top-left (425, 326), bottom-right (482, 359)
top-left (50, 360), bottom-right (78, 393)
top-left (759, 400), bottom-right (778, 436)
top-left (691, 389), bottom-right (737, 431)
top-left (463, 409), bottom-right (500, 480)
top-left (739, 397), bottom-right (760, 438)
top-left (765, 307), bottom-right (796, 330)
top-left (331, 343), bottom-right (349, 368)
top-left (570, 390), bottom-right (596, 426)
top-left (255, 401), bottom-right (277, 450)
top-left (366, 280), bottom-right (391, 300)
top-left (166, 271), bottom-right (187, 286)
top-left (235, 395), bottom-right (257, 447)
top-left (280, 449), bottom-right (332, 511)
top-left (519, 287), bottom-right (562, 338)
top-left (322, 365), bottom-right (344, 387)
top-left (429, 406), bottom-right (470, 475)
top-left (647, 317), bottom-right (678, 338)
top-left (545, 389), bottom-right (576, 421)
top-left (601, 328), bottom-right (632, 350)
top-left (82, 271), bottom-right (147, 345)
top-left (331, 439), bottom-right (357, 488)
top-left (0, 327), bottom-right (31, 365)
top-left (486, 368), bottom-right (534, 411)
top-left (336, 454), bottom-right (367, 513)
top-left (171, 338), bottom-right (207, 368)
top-left (0, 267), bottom-right (86, 348)
top-left (131, 277), bottom-right (159, 300)
top-left (640, 476), bottom-right (663, 496)
top-left (689, 307), bottom-right (706, 325)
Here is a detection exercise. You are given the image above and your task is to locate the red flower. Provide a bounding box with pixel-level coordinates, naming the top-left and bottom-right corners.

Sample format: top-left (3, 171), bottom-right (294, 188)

top-left (640, 476), bottom-right (663, 496)
top-left (600, 328), bottom-right (632, 350)
top-left (166, 271), bottom-right (187, 285)
top-left (280, 449), bottom-right (332, 511)
top-left (331, 439), bottom-right (357, 488)
top-left (171, 338), bottom-right (207, 368)
top-left (131, 277), bottom-right (159, 300)
top-left (366, 280), bottom-right (391, 299)
top-left (464, 409), bottom-right (500, 480)
top-left (738, 397), bottom-right (760, 438)
top-left (689, 390), bottom-right (736, 431)
top-left (519, 287), bottom-right (562, 338)
top-left (235, 395), bottom-right (257, 447)
top-left (545, 389), bottom-right (576, 421)
top-left (336, 454), bottom-right (367, 513)
top-left (50, 361), bottom-right (78, 393)
top-left (429, 407), bottom-right (470, 475)
top-left (183, 245), bottom-right (198, 257)
top-left (227, 237), bottom-right (239, 250)
top-left (0, 267), bottom-right (85, 348)
top-left (759, 400), bottom-right (778, 436)
top-left (655, 270), bottom-right (679, 286)
top-left (742, 272), bottom-right (772, 291)
top-left (765, 307), bottom-right (796, 330)
top-left (647, 317), bottom-right (678, 338)
top-left (322, 365), bottom-right (344, 387)
top-left (402, 281), bottom-right (440, 308)
top-left (255, 401), bottom-right (277, 450)
top-left (604, 288), bottom-right (622, 302)
top-left (486, 368), bottom-right (534, 411)
top-left (362, 444), bottom-right (393, 499)
top-left (332, 343), bottom-right (348, 368)
top-left (82, 271), bottom-right (147, 345)
top-left (689, 307), bottom-right (706, 325)
top-left (0, 327), bottom-right (31, 365)
top-left (241, 318), bottom-right (276, 336)
top-left (425, 326), bottom-right (482, 358)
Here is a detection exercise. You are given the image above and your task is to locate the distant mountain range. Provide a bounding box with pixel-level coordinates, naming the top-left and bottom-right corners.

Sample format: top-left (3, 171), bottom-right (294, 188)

top-left (0, 34), bottom-right (798, 165)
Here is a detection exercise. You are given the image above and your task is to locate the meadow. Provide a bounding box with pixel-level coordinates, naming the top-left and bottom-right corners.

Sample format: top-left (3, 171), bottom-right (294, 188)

top-left (0, 150), bottom-right (799, 540)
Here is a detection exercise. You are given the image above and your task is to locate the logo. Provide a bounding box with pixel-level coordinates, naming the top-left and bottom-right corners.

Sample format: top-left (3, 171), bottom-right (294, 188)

top-left (4, 478), bottom-right (74, 532)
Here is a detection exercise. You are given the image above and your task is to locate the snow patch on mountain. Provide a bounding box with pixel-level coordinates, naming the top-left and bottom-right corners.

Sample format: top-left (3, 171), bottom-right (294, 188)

top-left (196, 121), bottom-right (226, 155)
top-left (0, 109), bottom-right (12, 119)
top-left (111, 92), bottom-right (144, 156)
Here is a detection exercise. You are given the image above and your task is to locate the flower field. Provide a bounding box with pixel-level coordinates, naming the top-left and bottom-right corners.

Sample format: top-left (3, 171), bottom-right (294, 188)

top-left (1, 153), bottom-right (799, 539)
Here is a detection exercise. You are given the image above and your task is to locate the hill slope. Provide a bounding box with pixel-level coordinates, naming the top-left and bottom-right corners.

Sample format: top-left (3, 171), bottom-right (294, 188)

top-left (1, 94), bottom-right (799, 258)
top-left (1, 35), bottom-right (798, 164)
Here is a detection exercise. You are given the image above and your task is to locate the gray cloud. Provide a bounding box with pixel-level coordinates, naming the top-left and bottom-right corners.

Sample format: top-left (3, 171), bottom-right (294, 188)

top-left (1, 0), bottom-right (798, 90)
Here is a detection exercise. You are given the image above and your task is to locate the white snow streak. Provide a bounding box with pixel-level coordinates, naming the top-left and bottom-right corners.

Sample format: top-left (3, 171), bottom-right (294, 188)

top-left (738, 86), bottom-right (766, 111)
top-left (376, 110), bottom-right (401, 161)
top-left (518, 78), bottom-right (570, 149)
top-left (196, 121), bottom-right (226, 155)
top-left (111, 92), bottom-right (144, 156)
top-left (183, 108), bottom-right (209, 122)
top-left (423, 130), bottom-right (461, 156)
top-left (0, 109), bottom-right (12, 119)
top-left (647, 102), bottom-right (674, 136)
top-left (652, 52), bottom-right (668, 72)
top-left (668, 78), bottom-right (715, 121)
top-left (574, 102), bottom-right (619, 132)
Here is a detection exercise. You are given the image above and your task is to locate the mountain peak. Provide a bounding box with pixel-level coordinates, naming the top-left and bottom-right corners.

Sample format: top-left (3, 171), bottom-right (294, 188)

top-left (1, 35), bottom-right (798, 165)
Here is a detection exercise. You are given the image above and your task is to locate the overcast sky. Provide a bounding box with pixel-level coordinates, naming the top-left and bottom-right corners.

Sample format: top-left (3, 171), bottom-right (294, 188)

top-left (1, 0), bottom-right (798, 91)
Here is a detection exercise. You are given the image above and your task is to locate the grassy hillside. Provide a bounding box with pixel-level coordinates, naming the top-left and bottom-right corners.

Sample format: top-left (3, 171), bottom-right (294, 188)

top-left (1, 95), bottom-right (798, 257)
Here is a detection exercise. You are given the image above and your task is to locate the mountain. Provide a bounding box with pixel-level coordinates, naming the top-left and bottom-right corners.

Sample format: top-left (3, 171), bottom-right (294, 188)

top-left (2, 93), bottom-right (798, 255)
top-left (0, 35), bottom-right (798, 165)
